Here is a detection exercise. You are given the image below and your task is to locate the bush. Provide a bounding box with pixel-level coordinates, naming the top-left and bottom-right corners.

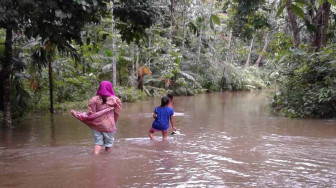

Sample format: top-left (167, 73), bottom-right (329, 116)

top-left (114, 86), bottom-right (149, 102)
top-left (271, 46), bottom-right (336, 118)
top-left (55, 100), bottom-right (88, 112)
top-left (220, 62), bottom-right (268, 91)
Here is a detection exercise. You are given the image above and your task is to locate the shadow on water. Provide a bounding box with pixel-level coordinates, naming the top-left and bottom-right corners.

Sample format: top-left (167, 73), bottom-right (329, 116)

top-left (1, 91), bottom-right (336, 187)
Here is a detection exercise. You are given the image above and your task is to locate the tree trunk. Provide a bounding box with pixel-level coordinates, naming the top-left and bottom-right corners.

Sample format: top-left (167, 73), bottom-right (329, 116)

top-left (181, 0), bottom-right (186, 69)
top-left (111, 2), bottom-right (117, 86)
top-left (136, 46), bottom-right (143, 90)
top-left (310, 1), bottom-right (330, 51)
top-left (48, 56), bottom-right (54, 113)
top-left (255, 33), bottom-right (269, 67)
top-left (230, 45), bottom-right (235, 64)
top-left (245, 35), bottom-right (255, 67)
top-left (171, 0), bottom-right (178, 38)
top-left (223, 31), bottom-right (232, 76)
top-left (130, 42), bottom-right (136, 87)
top-left (182, 0), bottom-right (186, 50)
top-left (112, 61), bottom-right (116, 86)
top-left (2, 28), bottom-right (13, 128)
top-left (147, 33), bottom-right (151, 69)
top-left (198, 27), bottom-right (202, 62)
top-left (225, 30), bottom-right (232, 63)
top-left (286, 0), bottom-right (300, 48)
top-left (131, 42), bottom-right (135, 77)
top-left (135, 45), bottom-right (139, 70)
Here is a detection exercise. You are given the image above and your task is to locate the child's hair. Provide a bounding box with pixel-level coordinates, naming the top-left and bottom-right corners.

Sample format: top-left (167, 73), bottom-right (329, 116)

top-left (161, 96), bottom-right (170, 107)
top-left (167, 93), bottom-right (173, 100)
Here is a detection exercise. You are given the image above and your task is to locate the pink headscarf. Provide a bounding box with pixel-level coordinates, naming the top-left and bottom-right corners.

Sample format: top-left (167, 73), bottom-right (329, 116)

top-left (96, 81), bottom-right (115, 97)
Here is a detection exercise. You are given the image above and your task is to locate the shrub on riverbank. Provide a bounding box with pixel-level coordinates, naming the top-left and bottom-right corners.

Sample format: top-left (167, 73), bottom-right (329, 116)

top-left (271, 46), bottom-right (336, 118)
top-left (31, 86), bottom-right (153, 112)
top-left (9, 69), bottom-right (269, 120)
top-left (114, 86), bottom-right (150, 102)
top-left (220, 63), bottom-right (269, 91)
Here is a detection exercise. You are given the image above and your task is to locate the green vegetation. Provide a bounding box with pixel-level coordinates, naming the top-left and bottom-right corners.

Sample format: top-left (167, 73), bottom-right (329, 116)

top-left (1, 0), bottom-right (336, 126)
top-left (271, 45), bottom-right (336, 118)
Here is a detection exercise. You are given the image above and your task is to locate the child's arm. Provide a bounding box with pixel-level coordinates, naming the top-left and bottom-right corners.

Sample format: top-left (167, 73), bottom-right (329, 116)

top-left (153, 106), bottom-right (158, 119)
top-left (170, 115), bottom-right (176, 131)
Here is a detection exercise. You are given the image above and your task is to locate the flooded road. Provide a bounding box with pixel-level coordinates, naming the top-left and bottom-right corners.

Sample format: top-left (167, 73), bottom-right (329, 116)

top-left (1, 91), bottom-right (336, 187)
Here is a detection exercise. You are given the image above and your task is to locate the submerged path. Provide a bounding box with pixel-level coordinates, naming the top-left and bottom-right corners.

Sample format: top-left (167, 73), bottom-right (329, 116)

top-left (1, 91), bottom-right (336, 187)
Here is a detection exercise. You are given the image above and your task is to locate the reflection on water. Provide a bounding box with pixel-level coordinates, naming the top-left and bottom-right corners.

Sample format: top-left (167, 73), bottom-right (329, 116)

top-left (1, 91), bottom-right (336, 187)
top-left (131, 112), bottom-right (185, 118)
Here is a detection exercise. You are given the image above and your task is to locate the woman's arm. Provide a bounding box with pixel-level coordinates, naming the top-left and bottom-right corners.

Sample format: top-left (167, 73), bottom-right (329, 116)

top-left (170, 115), bottom-right (176, 131)
top-left (153, 113), bottom-right (157, 119)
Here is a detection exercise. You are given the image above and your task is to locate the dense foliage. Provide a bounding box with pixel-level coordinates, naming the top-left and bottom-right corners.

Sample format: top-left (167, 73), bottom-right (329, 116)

top-left (271, 45), bottom-right (336, 118)
top-left (0, 0), bottom-right (109, 125)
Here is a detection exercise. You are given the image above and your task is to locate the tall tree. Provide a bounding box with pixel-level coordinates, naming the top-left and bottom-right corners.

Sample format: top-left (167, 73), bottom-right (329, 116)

top-left (113, 0), bottom-right (164, 88)
top-left (245, 35), bottom-right (255, 67)
top-left (286, 0), bottom-right (300, 48)
top-left (309, 0), bottom-right (331, 50)
top-left (276, 0), bottom-right (333, 50)
top-left (110, 1), bottom-right (117, 87)
top-left (171, 0), bottom-right (178, 38)
top-left (226, 0), bottom-right (270, 67)
top-left (2, 26), bottom-right (12, 127)
top-left (255, 33), bottom-right (269, 67)
top-left (227, 0), bottom-right (269, 39)
top-left (113, 0), bottom-right (163, 44)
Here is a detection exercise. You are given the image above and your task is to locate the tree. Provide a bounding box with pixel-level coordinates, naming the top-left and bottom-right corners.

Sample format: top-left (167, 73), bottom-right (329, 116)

top-left (245, 34), bottom-right (255, 67)
top-left (276, 0), bottom-right (333, 50)
top-left (113, 0), bottom-right (163, 44)
top-left (308, 0), bottom-right (331, 50)
top-left (255, 33), bottom-right (269, 67)
top-left (226, 0), bottom-right (269, 39)
top-left (171, 0), bottom-right (178, 38)
top-left (226, 0), bottom-right (270, 67)
top-left (286, 0), bottom-right (300, 48)
top-left (113, 0), bottom-right (164, 88)
top-left (0, 0), bottom-right (108, 128)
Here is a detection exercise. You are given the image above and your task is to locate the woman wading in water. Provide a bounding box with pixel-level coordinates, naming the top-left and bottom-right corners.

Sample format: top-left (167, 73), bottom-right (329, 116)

top-left (72, 81), bottom-right (122, 154)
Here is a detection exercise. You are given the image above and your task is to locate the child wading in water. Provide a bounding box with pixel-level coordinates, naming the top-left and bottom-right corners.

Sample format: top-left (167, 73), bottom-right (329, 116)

top-left (71, 81), bottom-right (122, 155)
top-left (149, 96), bottom-right (176, 140)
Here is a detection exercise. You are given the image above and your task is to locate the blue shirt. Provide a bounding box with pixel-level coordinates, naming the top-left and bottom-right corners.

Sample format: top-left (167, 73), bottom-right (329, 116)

top-left (152, 106), bottom-right (174, 131)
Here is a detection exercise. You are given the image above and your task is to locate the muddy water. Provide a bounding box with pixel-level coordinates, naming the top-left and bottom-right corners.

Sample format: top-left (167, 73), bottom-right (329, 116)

top-left (1, 91), bottom-right (336, 187)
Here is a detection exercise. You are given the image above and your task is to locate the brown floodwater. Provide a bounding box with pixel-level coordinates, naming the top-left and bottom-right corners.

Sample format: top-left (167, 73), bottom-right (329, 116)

top-left (1, 91), bottom-right (336, 187)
